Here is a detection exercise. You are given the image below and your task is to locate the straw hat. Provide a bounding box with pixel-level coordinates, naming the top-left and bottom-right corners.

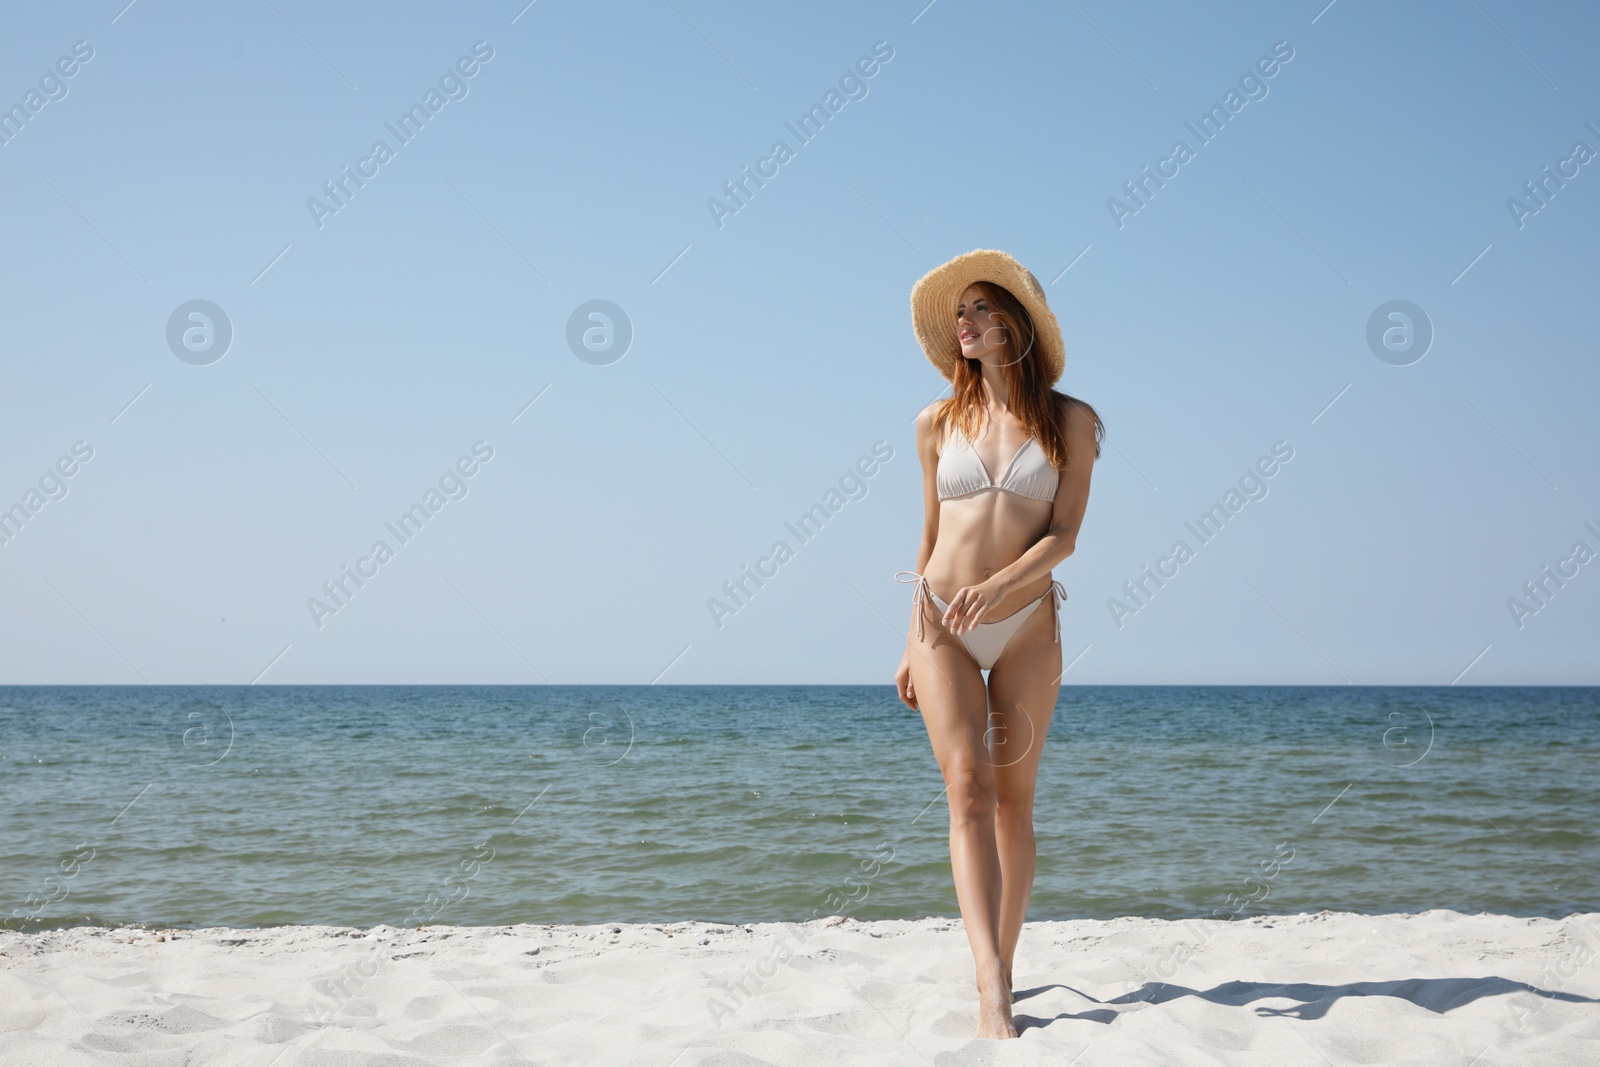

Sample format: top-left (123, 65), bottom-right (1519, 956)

top-left (909, 249), bottom-right (1064, 384)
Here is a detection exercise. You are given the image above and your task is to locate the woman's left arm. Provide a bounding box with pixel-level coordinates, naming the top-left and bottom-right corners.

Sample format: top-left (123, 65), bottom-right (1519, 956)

top-left (942, 401), bottom-right (1098, 634)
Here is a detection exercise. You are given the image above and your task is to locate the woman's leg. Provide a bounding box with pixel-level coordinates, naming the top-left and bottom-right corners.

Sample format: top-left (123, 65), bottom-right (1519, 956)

top-left (905, 593), bottom-right (1017, 1039)
top-left (985, 591), bottom-right (1064, 994)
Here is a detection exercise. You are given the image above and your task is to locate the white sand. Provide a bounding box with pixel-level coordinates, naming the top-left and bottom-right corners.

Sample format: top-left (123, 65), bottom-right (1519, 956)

top-left (2, 910), bottom-right (1596, 1065)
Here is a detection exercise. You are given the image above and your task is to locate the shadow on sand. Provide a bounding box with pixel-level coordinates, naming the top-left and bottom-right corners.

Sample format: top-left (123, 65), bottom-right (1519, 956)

top-left (1010, 975), bottom-right (1600, 1032)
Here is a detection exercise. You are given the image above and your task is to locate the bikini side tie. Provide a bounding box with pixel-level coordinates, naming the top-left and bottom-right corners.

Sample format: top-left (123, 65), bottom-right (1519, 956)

top-left (1049, 579), bottom-right (1068, 645)
top-left (894, 570), bottom-right (930, 641)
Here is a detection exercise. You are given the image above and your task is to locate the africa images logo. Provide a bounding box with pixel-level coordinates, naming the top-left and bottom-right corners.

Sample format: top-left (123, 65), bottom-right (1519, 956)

top-left (706, 41), bottom-right (894, 230)
top-left (1107, 40), bottom-right (1295, 229)
top-left (306, 41), bottom-right (495, 229)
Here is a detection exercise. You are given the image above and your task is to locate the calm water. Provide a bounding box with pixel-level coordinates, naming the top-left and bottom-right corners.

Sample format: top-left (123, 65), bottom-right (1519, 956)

top-left (1, 685), bottom-right (1595, 931)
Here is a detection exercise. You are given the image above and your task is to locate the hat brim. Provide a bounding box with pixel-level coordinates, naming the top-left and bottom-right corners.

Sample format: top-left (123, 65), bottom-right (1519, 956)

top-left (910, 249), bottom-right (1064, 384)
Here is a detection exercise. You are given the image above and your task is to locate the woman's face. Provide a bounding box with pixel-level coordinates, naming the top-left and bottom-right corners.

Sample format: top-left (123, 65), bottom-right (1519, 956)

top-left (955, 284), bottom-right (1010, 364)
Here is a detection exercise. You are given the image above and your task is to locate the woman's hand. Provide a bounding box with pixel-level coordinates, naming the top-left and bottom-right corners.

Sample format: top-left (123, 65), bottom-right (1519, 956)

top-left (941, 576), bottom-right (1012, 635)
top-left (895, 655), bottom-right (918, 711)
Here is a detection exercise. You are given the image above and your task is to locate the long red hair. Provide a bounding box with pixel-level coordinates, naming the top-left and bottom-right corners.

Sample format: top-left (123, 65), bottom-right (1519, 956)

top-left (931, 280), bottom-right (1103, 471)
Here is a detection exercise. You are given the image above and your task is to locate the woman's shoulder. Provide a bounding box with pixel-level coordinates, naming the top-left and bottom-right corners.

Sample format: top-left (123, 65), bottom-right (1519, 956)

top-left (1060, 393), bottom-right (1099, 419)
top-left (914, 397), bottom-right (950, 437)
top-left (1051, 391), bottom-right (1105, 458)
top-left (915, 398), bottom-right (959, 458)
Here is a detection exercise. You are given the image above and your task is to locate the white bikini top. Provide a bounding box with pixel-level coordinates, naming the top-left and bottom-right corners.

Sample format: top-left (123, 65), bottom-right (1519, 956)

top-left (936, 424), bottom-right (1059, 503)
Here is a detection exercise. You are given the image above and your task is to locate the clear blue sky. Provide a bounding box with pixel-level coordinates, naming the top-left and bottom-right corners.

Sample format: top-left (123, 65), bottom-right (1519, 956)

top-left (1, 0), bottom-right (1595, 684)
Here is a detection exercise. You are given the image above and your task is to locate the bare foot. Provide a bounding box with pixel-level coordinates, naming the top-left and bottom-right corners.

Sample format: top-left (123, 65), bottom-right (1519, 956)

top-left (975, 968), bottom-right (1018, 1040)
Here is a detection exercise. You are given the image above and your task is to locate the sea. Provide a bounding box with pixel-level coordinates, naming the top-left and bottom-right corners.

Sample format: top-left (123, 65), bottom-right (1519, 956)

top-left (2, 685), bottom-right (1594, 931)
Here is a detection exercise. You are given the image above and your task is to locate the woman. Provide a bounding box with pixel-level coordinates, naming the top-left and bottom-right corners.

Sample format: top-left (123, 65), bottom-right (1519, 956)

top-left (894, 249), bottom-right (1103, 1039)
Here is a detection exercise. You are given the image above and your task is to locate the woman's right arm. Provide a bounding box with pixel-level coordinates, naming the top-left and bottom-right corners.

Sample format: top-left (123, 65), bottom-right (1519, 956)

top-left (895, 404), bottom-right (943, 710)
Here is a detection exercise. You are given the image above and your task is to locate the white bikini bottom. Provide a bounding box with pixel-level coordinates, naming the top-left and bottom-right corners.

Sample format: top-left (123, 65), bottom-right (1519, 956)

top-left (895, 571), bottom-right (1067, 671)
